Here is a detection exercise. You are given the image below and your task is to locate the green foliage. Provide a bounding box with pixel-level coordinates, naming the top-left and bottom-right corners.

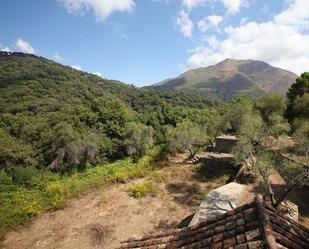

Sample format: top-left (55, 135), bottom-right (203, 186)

top-left (0, 171), bottom-right (12, 190)
top-left (166, 120), bottom-right (210, 158)
top-left (287, 72), bottom-right (309, 105)
top-left (45, 182), bottom-right (68, 209)
top-left (256, 93), bottom-right (286, 123)
top-left (128, 181), bottom-right (159, 198)
top-left (12, 191), bottom-right (41, 219)
top-left (124, 123), bottom-right (154, 161)
top-left (0, 147), bottom-right (164, 240)
top-left (294, 121), bottom-right (309, 160)
top-left (232, 90), bottom-right (308, 207)
top-left (224, 99), bottom-right (254, 133)
top-left (0, 128), bottom-right (36, 170)
top-left (286, 72), bottom-right (309, 122)
top-left (232, 110), bottom-right (264, 164)
top-left (11, 167), bottom-right (37, 187)
top-left (256, 93), bottom-right (290, 136)
top-left (0, 53), bottom-right (216, 172)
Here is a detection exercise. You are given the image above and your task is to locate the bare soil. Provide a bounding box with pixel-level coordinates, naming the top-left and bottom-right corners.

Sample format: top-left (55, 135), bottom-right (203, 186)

top-left (1, 154), bottom-right (232, 249)
top-left (2, 152), bottom-right (308, 249)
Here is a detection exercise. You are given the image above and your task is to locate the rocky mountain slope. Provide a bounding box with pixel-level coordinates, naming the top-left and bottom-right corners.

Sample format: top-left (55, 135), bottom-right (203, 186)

top-left (153, 59), bottom-right (297, 101)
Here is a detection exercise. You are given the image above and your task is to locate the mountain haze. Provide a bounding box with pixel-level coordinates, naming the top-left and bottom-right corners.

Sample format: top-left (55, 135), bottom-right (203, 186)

top-left (154, 59), bottom-right (297, 101)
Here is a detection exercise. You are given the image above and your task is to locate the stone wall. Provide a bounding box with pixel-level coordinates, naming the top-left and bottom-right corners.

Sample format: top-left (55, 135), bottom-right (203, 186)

top-left (214, 135), bottom-right (238, 153)
top-left (199, 153), bottom-right (235, 168)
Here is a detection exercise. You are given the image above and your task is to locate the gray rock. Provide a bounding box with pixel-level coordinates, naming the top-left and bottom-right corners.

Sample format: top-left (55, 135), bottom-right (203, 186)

top-left (189, 182), bottom-right (253, 226)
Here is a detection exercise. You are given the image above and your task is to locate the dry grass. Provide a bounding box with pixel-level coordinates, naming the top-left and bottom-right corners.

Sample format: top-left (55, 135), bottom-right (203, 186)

top-left (1, 153), bottom-right (237, 249)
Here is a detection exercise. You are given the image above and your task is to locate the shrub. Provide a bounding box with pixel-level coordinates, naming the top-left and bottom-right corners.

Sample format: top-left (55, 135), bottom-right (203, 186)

top-left (129, 181), bottom-right (159, 198)
top-left (12, 191), bottom-right (41, 219)
top-left (186, 182), bottom-right (201, 195)
top-left (0, 171), bottom-right (12, 190)
top-left (45, 182), bottom-right (68, 209)
top-left (11, 167), bottom-right (37, 187)
top-left (113, 171), bottom-right (129, 183)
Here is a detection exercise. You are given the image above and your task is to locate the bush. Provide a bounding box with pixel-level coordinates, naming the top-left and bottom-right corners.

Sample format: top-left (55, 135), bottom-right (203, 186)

top-left (0, 171), bottom-right (12, 189)
top-left (113, 171), bottom-right (129, 183)
top-left (45, 182), bottom-right (68, 209)
top-left (11, 167), bottom-right (37, 187)
top-left (12, 191), bottom-right (41, 219)
top-left (128, 181), bottom-right (159, 198)
top-left (186, 182), bottom-right (202, 195)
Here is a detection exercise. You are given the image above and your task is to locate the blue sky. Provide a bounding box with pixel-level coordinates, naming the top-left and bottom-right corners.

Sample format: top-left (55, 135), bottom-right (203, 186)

top-left (0, 0), bottom-right (308, 86)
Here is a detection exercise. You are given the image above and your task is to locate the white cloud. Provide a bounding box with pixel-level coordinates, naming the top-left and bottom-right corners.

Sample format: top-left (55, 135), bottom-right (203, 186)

top-left (182, 0), bottom-right (247, 14)
top-left (176, 10), bottom-right (194, 38)
top-left (182, 0), bottom-right (206, 10)
top-left (274, 0), bottom-right (309, 31)
top-left (205, 35), bottom-right (220, 49)
top-left (186, 21), bottom-right (309, 74)
top-left (208, 15), bottom-right (223, 26)
top-left (71, 65), bottom-right (82, 70)
top-left (197, 19), bottom-right (208, 32)
top-left (184, 0), bottom-right (309, 75)
top-left (60, 0), bottom-right (135, 22)
top-left (93, 72), bottom-right (102, 77)
top-left (0, 43), bottom-right (11, 52)
top-left (220, 0), bottom-right (247, 14)
top-left (15, 38), bottom-right (35, 54)
top-left (198, 15), bottom-right (223, 32)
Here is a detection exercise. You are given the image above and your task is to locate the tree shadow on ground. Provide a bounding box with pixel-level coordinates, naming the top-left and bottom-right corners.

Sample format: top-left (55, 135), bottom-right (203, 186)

top-left (166, 181), bottom-right (204, 207)
top-left (193, 162), bottom-right (238, 183)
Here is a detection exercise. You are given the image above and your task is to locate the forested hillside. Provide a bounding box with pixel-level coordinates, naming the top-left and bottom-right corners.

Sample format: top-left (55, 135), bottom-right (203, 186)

top-left (0, 52), bottom-right (217, 173)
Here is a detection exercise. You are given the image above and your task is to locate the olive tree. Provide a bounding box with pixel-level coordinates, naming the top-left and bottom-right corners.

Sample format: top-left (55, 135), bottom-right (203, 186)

top-left (123, 123), bottom-right (154, 162)
top-left (233, 111), bottom-right (308, 208)
top-left (166, 120), bottom-right (209, 160)
top-left (256, 93), bottom-right (290, 136)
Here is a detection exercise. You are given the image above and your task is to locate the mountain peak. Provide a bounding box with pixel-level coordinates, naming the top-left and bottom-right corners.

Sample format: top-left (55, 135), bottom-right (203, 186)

top-left (153, 59), bottom-right (297, 102)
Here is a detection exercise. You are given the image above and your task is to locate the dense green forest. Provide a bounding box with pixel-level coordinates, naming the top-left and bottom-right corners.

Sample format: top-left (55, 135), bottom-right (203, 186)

top-left (0, 52), bottom-right (217, 173)
top-left (0, 52), bottom-right (308, 239)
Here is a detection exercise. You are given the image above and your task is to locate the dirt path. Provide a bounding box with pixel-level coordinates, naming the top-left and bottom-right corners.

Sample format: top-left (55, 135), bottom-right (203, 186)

top-left (1, 154), bottom-right (233, 249)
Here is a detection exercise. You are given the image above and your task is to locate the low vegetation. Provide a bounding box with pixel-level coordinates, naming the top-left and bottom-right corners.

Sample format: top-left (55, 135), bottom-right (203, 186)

top-left (129, 181), bottom-right (159, 198)
top-left (0, 147), bottom-right (163, 239)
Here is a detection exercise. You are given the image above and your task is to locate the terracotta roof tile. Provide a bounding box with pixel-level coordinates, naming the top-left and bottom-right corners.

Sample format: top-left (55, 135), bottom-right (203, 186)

top-left (119, 196), bottom-right (309, 249)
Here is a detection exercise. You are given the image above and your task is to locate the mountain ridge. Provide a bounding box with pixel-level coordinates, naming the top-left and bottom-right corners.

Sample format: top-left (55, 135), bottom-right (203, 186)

top-left (153, 58), bottom-right (297, 101)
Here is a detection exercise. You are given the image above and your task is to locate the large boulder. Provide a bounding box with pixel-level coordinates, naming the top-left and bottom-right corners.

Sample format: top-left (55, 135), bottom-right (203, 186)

top-left (189, 182), bottom-right (254, 226)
